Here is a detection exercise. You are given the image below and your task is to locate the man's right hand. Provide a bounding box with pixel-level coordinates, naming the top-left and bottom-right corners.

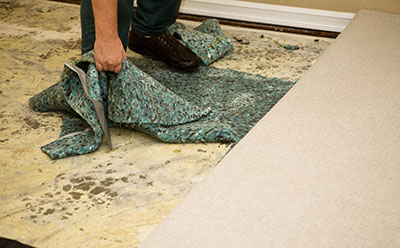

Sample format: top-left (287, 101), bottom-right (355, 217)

top-left (94, 36), bottom-right (126, 74)
top-left (92, 0), bottom-right (125, 74)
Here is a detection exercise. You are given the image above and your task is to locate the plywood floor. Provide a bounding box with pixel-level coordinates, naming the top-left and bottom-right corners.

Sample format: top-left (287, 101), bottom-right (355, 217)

top-left (0, 1), bottom-right (332, 247)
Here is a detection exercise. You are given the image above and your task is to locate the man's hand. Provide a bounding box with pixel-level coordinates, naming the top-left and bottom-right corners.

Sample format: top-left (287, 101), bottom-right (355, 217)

top-left (92, 0), bottom-right (125, 74)
top-left (94, 37), bottom-right (126, 73)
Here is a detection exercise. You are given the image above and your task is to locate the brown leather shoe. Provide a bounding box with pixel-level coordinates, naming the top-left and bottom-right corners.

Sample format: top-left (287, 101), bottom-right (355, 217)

top-left (128, 30), bottom-right (201, 72)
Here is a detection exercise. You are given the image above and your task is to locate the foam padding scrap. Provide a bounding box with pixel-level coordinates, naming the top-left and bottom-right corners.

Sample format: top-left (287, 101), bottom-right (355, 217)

top-left (169, 19), bottom-right (234, 65)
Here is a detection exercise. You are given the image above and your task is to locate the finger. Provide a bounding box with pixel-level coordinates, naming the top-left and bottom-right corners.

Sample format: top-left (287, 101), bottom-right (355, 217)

top-left (106, 64), bottom-right (115, 73)
top-left (106, 60), bottom-right (117, 72)
top-left (95, 62), bottom-right (103, 72)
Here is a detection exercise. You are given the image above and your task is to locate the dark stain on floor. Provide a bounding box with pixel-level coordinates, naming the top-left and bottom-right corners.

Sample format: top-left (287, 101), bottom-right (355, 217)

top-left (23, 117), bottom-right (41, 129)
top-left (43, 208), bottom-right (55, 215)
top-left (20, 167), bottom-right (151, 222)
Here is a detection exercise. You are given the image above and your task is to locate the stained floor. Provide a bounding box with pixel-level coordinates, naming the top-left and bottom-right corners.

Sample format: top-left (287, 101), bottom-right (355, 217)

top-left (0, 0), bottom-right (333, 247)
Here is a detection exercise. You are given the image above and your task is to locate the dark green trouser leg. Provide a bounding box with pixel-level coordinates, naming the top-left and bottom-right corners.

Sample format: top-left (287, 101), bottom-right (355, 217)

top-left (80, 0), bottom-right (133, 54)
top-left (132, 0), bottom-right (182, 36)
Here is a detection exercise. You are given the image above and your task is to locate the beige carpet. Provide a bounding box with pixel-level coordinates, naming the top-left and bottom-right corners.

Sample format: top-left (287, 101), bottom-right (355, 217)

top-left (139, 9), bottom-right (400, 248)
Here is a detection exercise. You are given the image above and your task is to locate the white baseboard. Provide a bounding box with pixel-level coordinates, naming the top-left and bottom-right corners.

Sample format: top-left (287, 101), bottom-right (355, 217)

top-left (180, 0), bottom-right (355, 32)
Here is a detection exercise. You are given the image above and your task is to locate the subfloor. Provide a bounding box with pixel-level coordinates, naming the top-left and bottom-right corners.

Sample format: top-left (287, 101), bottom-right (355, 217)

top-left (0, 1), bottom-right (333, 247)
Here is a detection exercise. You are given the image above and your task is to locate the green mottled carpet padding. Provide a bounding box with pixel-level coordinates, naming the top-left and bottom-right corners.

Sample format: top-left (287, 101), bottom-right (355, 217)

top-left (29, 20), bottom-right (296, 159)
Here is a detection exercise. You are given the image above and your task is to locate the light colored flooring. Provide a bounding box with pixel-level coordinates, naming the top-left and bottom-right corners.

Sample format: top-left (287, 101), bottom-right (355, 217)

top-left (0, 0), bottom-right (333, 247)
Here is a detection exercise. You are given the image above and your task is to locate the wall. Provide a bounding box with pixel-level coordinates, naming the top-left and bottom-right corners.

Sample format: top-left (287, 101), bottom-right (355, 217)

top-left (239, 0), bottom-right (400, 14)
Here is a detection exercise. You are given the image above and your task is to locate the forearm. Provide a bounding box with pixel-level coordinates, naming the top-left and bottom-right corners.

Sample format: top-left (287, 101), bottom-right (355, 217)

top-left (90, 0), bottom-right (125, 73)
top-left (92, 0), bottom-right (119, 42)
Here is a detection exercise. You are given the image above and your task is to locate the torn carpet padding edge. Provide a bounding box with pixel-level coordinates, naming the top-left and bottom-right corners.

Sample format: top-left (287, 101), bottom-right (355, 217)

top-left (169, 19), bottom-right (233, 65)
top-left (138, 9), bottom-right (400, 248)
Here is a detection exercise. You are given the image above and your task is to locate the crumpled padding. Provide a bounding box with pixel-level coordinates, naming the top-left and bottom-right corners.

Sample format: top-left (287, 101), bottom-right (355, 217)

top-left (169, 19), bottom-right (233, 65)
top-left (29, 52), bottom-right (295, 160)
top-left (29, 51), bottom-right (235, 159)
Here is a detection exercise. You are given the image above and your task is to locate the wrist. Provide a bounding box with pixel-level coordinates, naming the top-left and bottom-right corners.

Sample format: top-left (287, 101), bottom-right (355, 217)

top-left (92, 0), bottom-right (119, 43)
top-left (96, 33), bottom-right (119, 43)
